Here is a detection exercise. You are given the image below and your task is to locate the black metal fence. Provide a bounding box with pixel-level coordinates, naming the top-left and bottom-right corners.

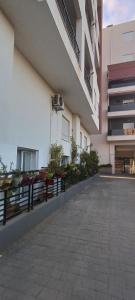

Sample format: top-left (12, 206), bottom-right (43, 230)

top-left (0, 176), bottom-right (65, 225)
top-left (84, 67), bottom-right (92, 97)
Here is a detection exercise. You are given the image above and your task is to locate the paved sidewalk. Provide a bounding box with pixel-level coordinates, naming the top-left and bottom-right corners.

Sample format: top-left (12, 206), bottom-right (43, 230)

top-left (0, 175), bottom-right (135, 300)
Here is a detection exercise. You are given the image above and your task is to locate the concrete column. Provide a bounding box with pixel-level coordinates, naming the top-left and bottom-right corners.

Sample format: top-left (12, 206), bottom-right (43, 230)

top-left (72, 115), bottom-right (80, 147)
top-left (110, 144), bottom-right (115, 174)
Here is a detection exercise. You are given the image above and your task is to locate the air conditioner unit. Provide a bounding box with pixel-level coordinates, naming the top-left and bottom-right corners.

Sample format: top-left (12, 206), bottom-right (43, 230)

top-left (52, 94), bottom-right (64, 111)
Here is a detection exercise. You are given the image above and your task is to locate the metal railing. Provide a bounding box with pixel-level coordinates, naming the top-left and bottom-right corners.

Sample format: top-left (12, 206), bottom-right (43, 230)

top-left (108, 129), bottom-right (123, 136)
top-left (56, 0), bottom-right (80, 62)
top-left (84, 67), bottom-right (92, 97)
top-left (0, 171), bottom-right (65, 225)
top-left (109, 80), bottom-right (135, 89)
top-left (85, 8), bottom-right (93, 46)
top-left (108, 103), bottom-right (135, 112)
top-left (108, 129), bottom-right (135, 136)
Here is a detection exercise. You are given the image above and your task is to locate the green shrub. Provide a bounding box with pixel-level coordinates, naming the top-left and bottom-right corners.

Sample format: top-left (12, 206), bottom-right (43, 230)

top-left (80, 150), bottom-right (99, 175)
top-left (71, 137), bottom-right (78, 163)
top-left (48, 144), bottom-right (63, 173)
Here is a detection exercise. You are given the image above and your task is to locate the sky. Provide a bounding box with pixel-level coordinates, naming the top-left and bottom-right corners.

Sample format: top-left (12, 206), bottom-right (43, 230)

top-left (103, 0), bottom-right (135, 28)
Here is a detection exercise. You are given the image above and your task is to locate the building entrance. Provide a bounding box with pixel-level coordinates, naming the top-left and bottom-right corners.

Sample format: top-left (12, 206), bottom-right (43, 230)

top-left (115, 145), bottom-right (135, 174)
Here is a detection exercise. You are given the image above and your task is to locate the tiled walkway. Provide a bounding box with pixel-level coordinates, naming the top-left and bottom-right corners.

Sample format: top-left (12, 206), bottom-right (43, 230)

top-left (0, 176), bottom-right (135, 300)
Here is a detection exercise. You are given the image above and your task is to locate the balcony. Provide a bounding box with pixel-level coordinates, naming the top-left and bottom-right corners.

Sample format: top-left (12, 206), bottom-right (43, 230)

top-left (85, 0), bottom-right (93, 46)
top-left (84, 67), bottom-right (92, 97)
top-left (109, 79), bottom-right (135, 89)
top-left (107, 128), bottom-right (135, 141)
top-left (108, 103), bottom-right (135, 112)
top-left (108, 129), bottom-right (124, 136)
top-left (56, 0), bottom-right (80, 62)
top-left (108, 103), bottom-right (135, 118)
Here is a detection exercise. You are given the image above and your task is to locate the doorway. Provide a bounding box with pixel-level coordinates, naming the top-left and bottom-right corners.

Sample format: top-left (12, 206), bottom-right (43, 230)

top-left (115, 145), bottom-right (135, 174)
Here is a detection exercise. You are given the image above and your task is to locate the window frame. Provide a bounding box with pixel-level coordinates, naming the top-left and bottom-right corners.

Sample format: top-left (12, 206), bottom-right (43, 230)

top-left (17, 148), bottom-right (38, 171)
top-left (62, 115), bottom-right (70, 142)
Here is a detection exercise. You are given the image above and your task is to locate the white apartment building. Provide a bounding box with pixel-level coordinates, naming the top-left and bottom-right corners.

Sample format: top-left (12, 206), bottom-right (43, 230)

top-left (0, 0), bottom-right (102, 171)
top-left (91, 21), bottom-right (135, 174)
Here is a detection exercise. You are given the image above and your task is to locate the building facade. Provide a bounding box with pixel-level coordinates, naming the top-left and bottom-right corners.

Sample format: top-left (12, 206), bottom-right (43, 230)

top-left (91, 21), bottom-right (135, 174)
top-left (0, 0), bottom-right (102, 171)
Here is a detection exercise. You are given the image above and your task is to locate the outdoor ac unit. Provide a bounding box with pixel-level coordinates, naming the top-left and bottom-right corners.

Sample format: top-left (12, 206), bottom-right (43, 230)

top-left (52, 94), bottom-right (64, 111)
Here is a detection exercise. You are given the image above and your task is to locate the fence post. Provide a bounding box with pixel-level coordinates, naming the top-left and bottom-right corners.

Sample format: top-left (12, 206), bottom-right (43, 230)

top-left (45, 180), bottom-right (48, 202)
top-left (3, 190), bottom-right (7, 225)
top-left (31, 183), bottom-right (34, 210)
top-left (28, 185), bottom-right (31, 212)
top-left (62, 178), bottom-right (65, 192)
top-left (57, 176), bottom-right (59, 196)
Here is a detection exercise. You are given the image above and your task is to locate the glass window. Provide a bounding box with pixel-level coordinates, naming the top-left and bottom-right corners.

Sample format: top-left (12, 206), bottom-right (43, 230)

top-left (17, 148), bottom-right (38, 171)
top-left (61, 156), bottom-right (69, 166)
top-left (123, 123), bottom-right (134, 129)
top-left (62, 116), bottom-right (70, 141)
top-left (80, 132), bottom-right (82, 148)
top-left (84, 136), bottom-right (87, 149)
top-left (123, 99), bottom-right (134, 104)
top-left (94, 90), bottom-right (96, 110)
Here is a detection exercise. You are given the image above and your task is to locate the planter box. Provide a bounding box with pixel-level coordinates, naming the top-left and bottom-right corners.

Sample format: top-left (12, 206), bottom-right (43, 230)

top-left (98, 167), bottom-right (112, 175)
top-left (46, 179), bottom-right (54, 185)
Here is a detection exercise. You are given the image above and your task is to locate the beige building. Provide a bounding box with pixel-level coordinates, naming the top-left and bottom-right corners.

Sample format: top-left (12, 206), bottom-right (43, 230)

top-left (91, 20), bottom-right (135, 174)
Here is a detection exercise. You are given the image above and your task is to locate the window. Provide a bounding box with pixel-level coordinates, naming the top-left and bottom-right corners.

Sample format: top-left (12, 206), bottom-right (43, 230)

top-left (17, 148), bottom-right (38, 171)
top-left (123, 99), bottom-right (134, 104)
top-left (122, 31), bottom-right (134, 42)
top-left (61, 156), bottom-right (69, 166)
top-left (94, 90), bottom-right (96, 110)
top-left (62, 116), bottom-right (70, 142)
top-left (84, 136), bottom-right (87, 149)
top-left (123, 123), bottom-right (134, 129)
top-left (80, 132), bottom-right (82, 148)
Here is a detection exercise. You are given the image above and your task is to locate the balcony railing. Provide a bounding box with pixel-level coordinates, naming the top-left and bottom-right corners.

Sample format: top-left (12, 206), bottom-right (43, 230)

top-left (108, 128), bottom-right (135, 136)
top-left (108, 129), bottom-right (123, 136)
top-left (109, 80), bottom-right (135, 89)
top-left (56, 0), bottom-right (80, 62)
top-left (85, 9), bottom-right (93, 46)
top-left (108, 103), bottom-right (135, 112)
top-left (84, 68), bottom-right (92, 97)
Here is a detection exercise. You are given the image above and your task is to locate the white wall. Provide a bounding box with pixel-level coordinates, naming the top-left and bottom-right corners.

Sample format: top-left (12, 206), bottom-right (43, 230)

top-left (0, 12), bottom-right (14, 165)
top-left (0, 15), bottom-right (53, 170)
top-left (51, 105), bottom-right (72, 158)
top-left (0, 11), bottom-right (93, 170)
top-left (10, 49), bottom-right (52, 168)
top-left (80, 125), bottom-right (91, 151)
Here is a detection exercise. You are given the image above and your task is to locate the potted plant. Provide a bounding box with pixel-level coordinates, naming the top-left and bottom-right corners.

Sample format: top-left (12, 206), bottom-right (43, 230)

top-left (12, 169), bottom-right (22, 187)
top-left (20, 174), bottom-right (31, 186)
top-left (0, 177), bottom-right (5, 189)
top-left (34, 169), bottom-right (48, 182)
top-left (46, 172), bottom-right (54, 185)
